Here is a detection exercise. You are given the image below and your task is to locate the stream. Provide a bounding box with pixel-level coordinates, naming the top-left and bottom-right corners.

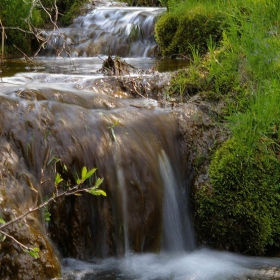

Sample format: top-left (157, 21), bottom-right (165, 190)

top-left (0, 1), bottom-right (280, 280)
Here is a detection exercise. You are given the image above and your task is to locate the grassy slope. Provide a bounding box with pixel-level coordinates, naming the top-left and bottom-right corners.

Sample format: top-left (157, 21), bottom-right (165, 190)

top-left (155, 0), bottom-right (280, 255)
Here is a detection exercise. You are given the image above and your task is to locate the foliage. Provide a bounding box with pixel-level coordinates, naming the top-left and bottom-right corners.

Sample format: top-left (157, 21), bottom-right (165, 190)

top-left (0, 0), bottom-right (44, 56)
top-left (0, 164), bottom-right (106, 258)
top-left (0, 0), bottom-right (88, 57)
top-left (58, 0), bottom-right (88, 26)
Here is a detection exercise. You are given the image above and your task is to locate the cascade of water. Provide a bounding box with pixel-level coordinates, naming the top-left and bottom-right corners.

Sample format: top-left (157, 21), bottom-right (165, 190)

top-left (159, 150), bottom-right (196, 252)
top-left (2, 62), bottom-right (280, 280)
top-left (113, 147), bottom-right (130, 256)
top-left (40, 6), bottom-right (165, 58)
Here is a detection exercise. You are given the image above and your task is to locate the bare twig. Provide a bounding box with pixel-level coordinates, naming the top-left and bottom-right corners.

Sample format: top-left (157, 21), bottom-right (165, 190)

top-left (0, 230), bottom-right (32, 252)
top-left (13, 45), bottom-right (40, 66)
top-left (0, 20), bottom-right (6, 60)
top-left (0, 182), bottom-right (93, 231)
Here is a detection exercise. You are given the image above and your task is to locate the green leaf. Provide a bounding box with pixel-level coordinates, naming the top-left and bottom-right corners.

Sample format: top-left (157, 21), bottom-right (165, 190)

top-left (27, 247), bottom-right (40, 259)
top-left (78, 167), bottom-right (97, 184)
top-left (44, 209), bottom-right (51, 222)
top-left (55, 173), bottom-right (63, 185)
top-left (76, 178), bottom-right (82, 185)
top-left (94, 178), bottom-right (104, 188)
top-left (63, 164), bottom-right (68, 172)
top-left (84, 168), bottom-right (97, 181)
top-left (47, 156), bottom-right (60, 166)
top-left (81, 166), bottom-right (87, 180)
top-left (87, 187), bottom-right (107, 197)
top-left (0, 218), bottom-right (6, 225)
top-left (111, 119), bottom-right (120, 128)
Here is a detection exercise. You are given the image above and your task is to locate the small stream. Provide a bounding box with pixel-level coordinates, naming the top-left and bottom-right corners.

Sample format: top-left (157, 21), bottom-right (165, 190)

top-left (0, 1), bottom-right (280, 279)
top-left (0, 57), bottom-right (188, 77)
top-left (1, 60), bottom-right (280, 280)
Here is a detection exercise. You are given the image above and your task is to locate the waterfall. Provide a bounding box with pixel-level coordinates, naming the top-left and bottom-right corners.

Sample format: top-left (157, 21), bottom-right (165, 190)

top-left (159, 150), bottom-right (196, 252)
top-left (0, 71), bottom-right (195, 262)
top-left (113, 147), bottom-right (130, 256)
top-left (40, 6), bottom-right (165, 58)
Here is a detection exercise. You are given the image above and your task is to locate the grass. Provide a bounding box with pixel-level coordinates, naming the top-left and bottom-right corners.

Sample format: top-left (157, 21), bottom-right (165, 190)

top-left (157, 0), bottom-right (280, 254)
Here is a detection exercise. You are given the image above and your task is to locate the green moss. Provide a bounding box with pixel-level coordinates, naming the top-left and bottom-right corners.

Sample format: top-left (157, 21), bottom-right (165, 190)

top-left (195, 138), bottom-right (280, 255)
top-left (165, 65), bottom-right (209, 100)
top-left (118, 0), bottom-right (162, 6)
top-left (154, 14), bottom-right (179, 56)
top-left (155, 11), bottom-right (224, 57)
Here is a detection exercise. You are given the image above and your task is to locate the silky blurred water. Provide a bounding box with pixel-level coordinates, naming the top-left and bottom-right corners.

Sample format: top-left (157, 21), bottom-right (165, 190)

top-left (61, 249), bottom-right (280, 280)
top-left (0, 57), bottom-right (188, 77)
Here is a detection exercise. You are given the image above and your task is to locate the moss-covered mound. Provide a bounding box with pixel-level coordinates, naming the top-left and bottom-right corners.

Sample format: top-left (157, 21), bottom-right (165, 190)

top-left (155, 10), bottom-right (224, 57)
top-left (195, 138), bottom-right (280, 255)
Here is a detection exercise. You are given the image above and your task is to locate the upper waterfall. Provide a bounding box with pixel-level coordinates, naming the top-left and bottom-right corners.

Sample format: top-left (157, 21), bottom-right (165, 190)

top-left (39, 5), bottom-right (165, 58)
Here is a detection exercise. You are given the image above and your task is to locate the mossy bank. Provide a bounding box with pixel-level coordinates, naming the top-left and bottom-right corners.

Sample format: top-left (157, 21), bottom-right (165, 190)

top-left (154, 0), bottom-right (280, 255)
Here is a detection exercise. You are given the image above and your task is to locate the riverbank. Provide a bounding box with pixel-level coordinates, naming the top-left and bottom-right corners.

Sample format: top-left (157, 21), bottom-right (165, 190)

top-left (152, 0), bottom-right (280, 256)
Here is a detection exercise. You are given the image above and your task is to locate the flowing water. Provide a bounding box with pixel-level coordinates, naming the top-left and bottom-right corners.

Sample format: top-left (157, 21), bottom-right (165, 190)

top-left (61, 250), bottom-right (280, 280)
top-left (40, 6), bottom-right (165, 57)
top-left (0, 1), bottom-right (280, 279)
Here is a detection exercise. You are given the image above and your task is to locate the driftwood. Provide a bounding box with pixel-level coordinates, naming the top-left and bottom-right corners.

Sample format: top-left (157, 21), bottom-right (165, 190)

top-left (100, 55), bottom-right (136, 76)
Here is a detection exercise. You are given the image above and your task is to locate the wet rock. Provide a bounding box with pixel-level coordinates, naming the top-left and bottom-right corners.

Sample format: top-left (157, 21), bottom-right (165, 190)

top-left (0, 140), bottom-right (61, 280)
top-left (99, 56), bottom-right (137, 76)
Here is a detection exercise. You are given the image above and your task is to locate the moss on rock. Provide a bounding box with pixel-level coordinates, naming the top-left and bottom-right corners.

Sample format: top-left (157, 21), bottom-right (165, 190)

top-left (155, 11), bottom-right (224, 57)
top-left (194, 138), bottom-right (280, 255)
top-left (119, 0), bottom-right (162, 6)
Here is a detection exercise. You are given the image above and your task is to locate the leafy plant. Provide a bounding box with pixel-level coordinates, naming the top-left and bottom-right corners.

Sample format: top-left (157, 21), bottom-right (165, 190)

top-left (0, 163), bottom-right (106, 258)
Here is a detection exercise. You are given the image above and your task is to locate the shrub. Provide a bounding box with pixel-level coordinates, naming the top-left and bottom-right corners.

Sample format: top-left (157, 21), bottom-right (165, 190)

top-left (0, 0), bottom-right (44, 57)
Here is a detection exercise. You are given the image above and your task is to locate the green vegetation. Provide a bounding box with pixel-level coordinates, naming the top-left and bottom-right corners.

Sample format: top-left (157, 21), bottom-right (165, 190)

top-left (158, 0), bottom-right (280, 255)
top-left (58, 0), bottom-right (89, 26)
top-left (119, 0), bottom-right (162, 6)
top-left (155, 6), bottom-right (224, 57)
top-left (0, 0), bottom-right (43, 56)
top-left (0, 163), bottom-right (106, 259)
top-left (196, 139), bottom-right (280, 255)
top-left (0, 0), bottom-right (87, 57)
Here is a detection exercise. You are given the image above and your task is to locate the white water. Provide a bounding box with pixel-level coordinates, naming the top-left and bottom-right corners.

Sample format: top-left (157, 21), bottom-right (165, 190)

top-left (61, 249), bottom-right (280, 280)
top-left (113, 147), bottom-right (130, 256)
top-left (59, 150), bottom-right (280, 279)
top-left (40, 6), bottom-right (165, 57)
top-left (159, 151), bottom-right (195, 252)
